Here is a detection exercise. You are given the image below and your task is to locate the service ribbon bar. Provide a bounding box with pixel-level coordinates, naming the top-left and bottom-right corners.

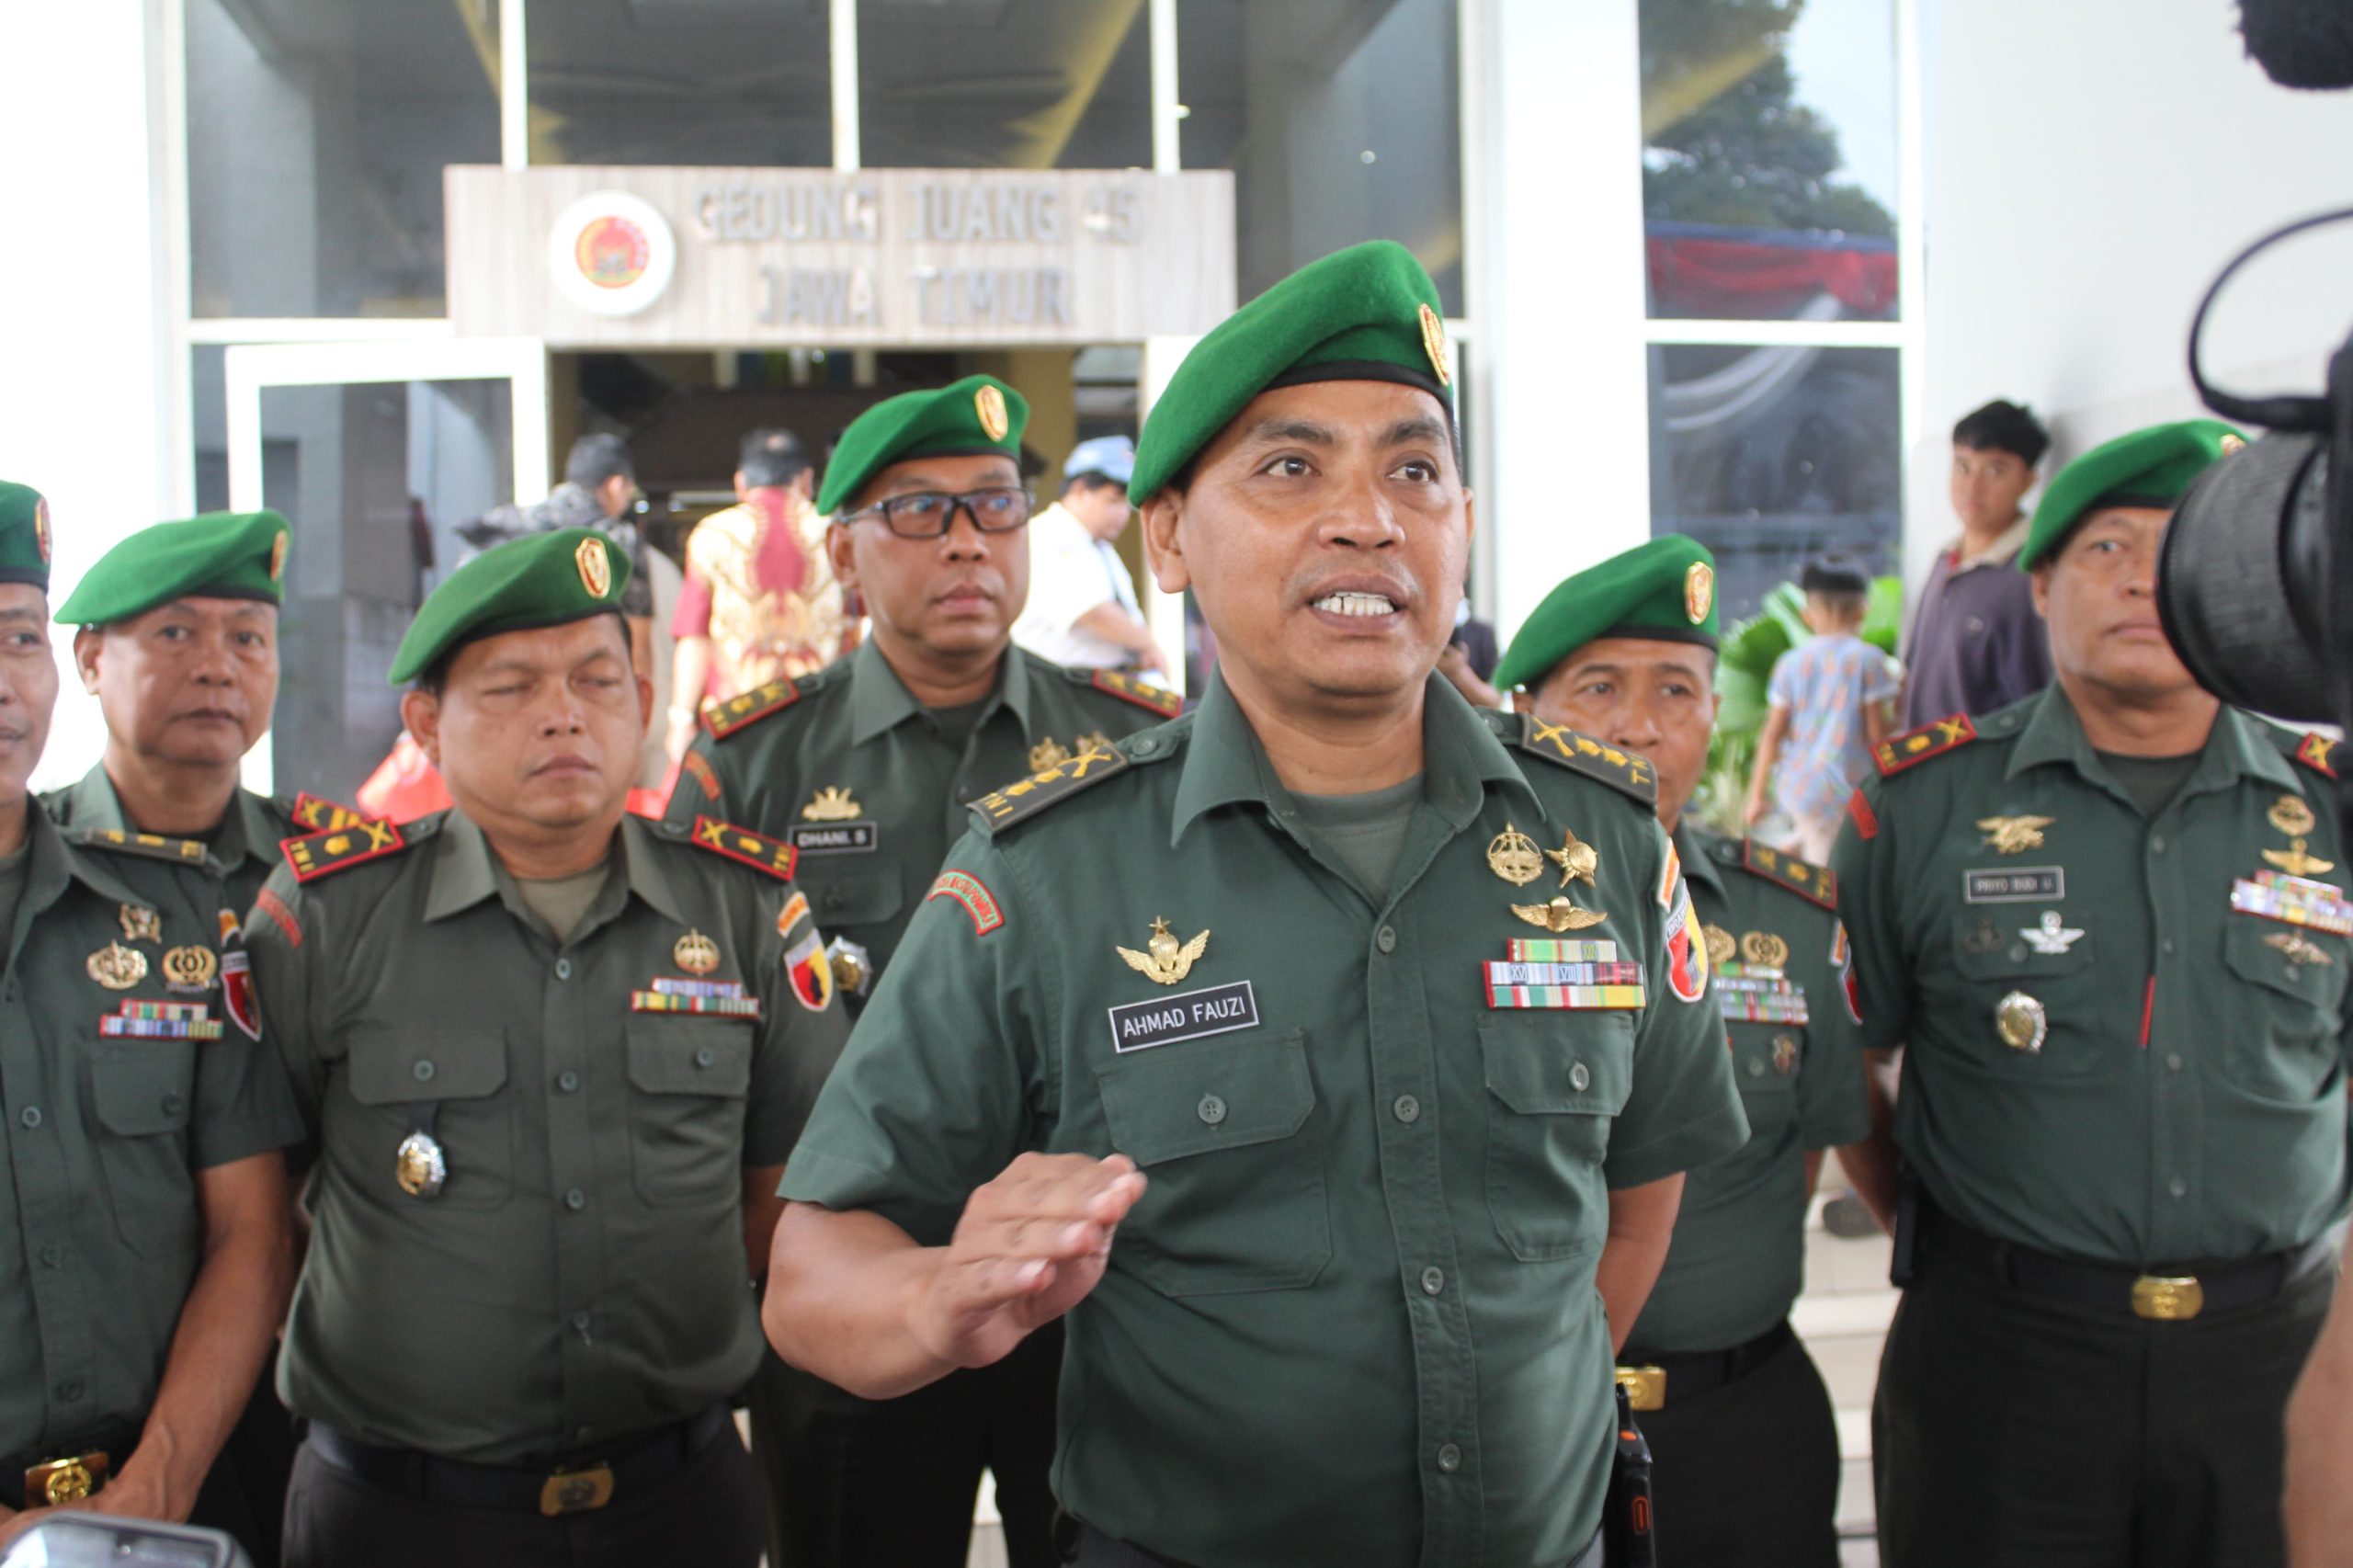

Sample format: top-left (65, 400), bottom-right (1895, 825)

top-left (1484, 961), bottom-right (1644, 988)
top-left (649, 976), bottom-right (749, 1000)
top-left (630, 990), bottom-right (764, 1019)
top-left (1483, 977), bottom-right (1649, 1011)
top-left (2234, 876), bottom-right (2353, 936)
top-left (99, 1005), bottom-right (223, 1040)
top-left (1505, 938), bottom-right (1620, 964)
top-left (1715, 961), bottom-right (1786, 982)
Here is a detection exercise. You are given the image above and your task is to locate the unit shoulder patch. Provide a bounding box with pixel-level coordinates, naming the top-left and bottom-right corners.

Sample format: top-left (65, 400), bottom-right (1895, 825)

top-left (69, 826), bottom-right (211, 867)
top-left (685, 815), bottom-right (798, 881)
top-left (1739, 838), bottom-right (1837, 910)
top-left (969, 740), bottom-right (1132, 835)
top-left (285, 790), bottom-right (366, 833)
top-left (1512, 714), bottom-right (1659, 806)
top-left (1872, 713), bottom-right (1976, 778)
top-left (280, 816), bottom-right (414, 883)
top-left (2295, 731), bottom-right (2338, 779)
top-left (703, 678), bottom-right (803, 741)
top-left (1082, 667), bottom-right (1182, 720)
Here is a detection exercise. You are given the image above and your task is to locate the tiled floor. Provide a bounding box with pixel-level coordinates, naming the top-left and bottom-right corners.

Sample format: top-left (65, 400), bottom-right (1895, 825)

top-left (957, 1200), bottom-right (1898, 1568)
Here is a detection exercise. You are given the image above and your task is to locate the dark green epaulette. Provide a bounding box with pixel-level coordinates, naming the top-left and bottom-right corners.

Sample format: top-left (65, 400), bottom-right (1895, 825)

top-left (67, 825), bottom-right (212, 869)
top-left (701, 666), bottom-right (833, 743)
top-left (968, 728), bottom-right (1172, 836)
top-left (665, 814), bottom-right (800, 881)
top-left (1485, 708), bottom-right (1658, 808)
top-left (1064, 665), bottom-right (1183, 721)
top-left (1733, 837), bottom-right (1837, 910)
top-left (1871, 712), bottom-right (1975, 778)
top-left (281, 812), bottom-right (438, 884)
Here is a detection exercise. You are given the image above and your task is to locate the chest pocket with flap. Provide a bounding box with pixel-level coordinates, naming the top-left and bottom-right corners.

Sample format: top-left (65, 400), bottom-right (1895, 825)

top-left (625, 1015), bottom-right (755, 1205)
top-left (1481, 1011), bottom-right (1632, 1263)
top-left (88, 1038), bottom-right (199, 1256)
top-left (347, 1026), bottom-right (514, 1209)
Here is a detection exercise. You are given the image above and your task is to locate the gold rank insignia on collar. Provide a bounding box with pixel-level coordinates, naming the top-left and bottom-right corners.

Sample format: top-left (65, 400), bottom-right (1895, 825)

top-left (86, 941), bottom-right (146, 990)
top-left (2296, 732), bottom-right (2337, 779)
top-left (1873, 712), bottom-right (1975, 778)
top-left (1487, 823), bottom-right (1544, 886)
top-left (801, 785), bottom-right (861, 822)
top-left (1117, 916), bottom-right (1211, 985)
top-left (282, 817), bottom-right (407, 883)
top-left (1737, 838), bottom-right (1837, 910)
top-left (1978, 814), bottom-right (2054, 855)
top-left (1546, 827), bottom-right (1599, 890)
top-left (118, 903), bottom-right (162, 944)
top-left (1029, 736), bottom-right (1072, 773)
top-left (702, 678), bottom-right (801, 741)
top-left (688, 816), bottom-right (799, 881)
top-left (1511, 715), bottom-right (1657, 806)
top-left (970, 740), bottom-right (1130, 834)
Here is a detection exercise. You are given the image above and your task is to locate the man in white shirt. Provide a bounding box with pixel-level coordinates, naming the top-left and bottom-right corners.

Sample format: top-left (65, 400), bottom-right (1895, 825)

top-left (1012, 436), bottom-right (1166, 678)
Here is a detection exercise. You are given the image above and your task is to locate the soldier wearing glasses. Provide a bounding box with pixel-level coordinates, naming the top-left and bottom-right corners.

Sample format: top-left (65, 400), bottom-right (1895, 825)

top-left (668, 375), bottom-right (1175, 1568)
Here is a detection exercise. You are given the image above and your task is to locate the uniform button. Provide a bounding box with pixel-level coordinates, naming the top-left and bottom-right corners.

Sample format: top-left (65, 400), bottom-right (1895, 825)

top-left (2151, 835), bottom-right (2166, 855)
top-left (412, 1060), bottom-right (436, 1084)
top-left (1572, 1062), bottom-right (1592, 1091)
top-left (1746, 1059), bottom-right (1765, 1078)
top-left (557, 1071), bottom-right (580, 1093)
top-left (1376, 926), bottom-right (1398, 954)
top-left (2168, 1176), bottom-right (2188, 1199)
top-left (564, 1188), bottom-right (586, 1210)
top-left (695, 1047), bottom-right (716, 1068)
top-left (1966, 616), bottom-right (1986, 635)
top-left (1420, 1267), bottom-right (1445, 1296)
top-left (161, 1091), bottom-right (184, 1116)
top-left (1131, 738), bottom-right (1156, 757)
top-left (1392, 1095), bottom-right (1421, 1123)
top-left (18, 1107), bottom-right (39, 1130)
top-left (55, 1381), bottom-right (82, 1403)
top-left (2165, 1053), bottom-right (2184, 1072)
top-left (2, 982), bottom-right (17, 1001)
top-left (2161, 939), bottom-right (2176, 955)
top-left (571, 1310), bottom-right (592, 1332)
top-left (1436, 1443), bottom-right (1462, 1473)
top-left (1197, 1095), bottom-right (1227, 1125)
top-left (555, 958), bottom-right (574, 980)
top-left (574, 1426), bottom-right (595, 1443)
top-left (824, 888), bottom-right (844, 910)
top-left (39, 1244), bottom-right (61, 1267)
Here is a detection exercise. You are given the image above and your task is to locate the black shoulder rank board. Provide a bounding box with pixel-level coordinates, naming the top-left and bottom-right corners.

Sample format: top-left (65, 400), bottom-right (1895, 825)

top-left (2296, 731), bottom-right (2338, 779)
top-left (72, 827), bottom-right (210, 866)
top-left (1086, 667), bottom-right (1182, 720)
top-left (970, 740), bottom-right (1131, 834)
top-left (1873, 712), bottom-right (1974, 778)
top-left (1739, 838), bottom-right (1837, 910)
top-left (703, 679), bottom-right (801, 741)
top-left (687, 815), bottom-right (798, 881)
top-left (1513, 714), bottom-right (1658, 806)
top-left (286, 790), bottom-right (365, 833)
top-left (281, 817), bottom-right (410, 882)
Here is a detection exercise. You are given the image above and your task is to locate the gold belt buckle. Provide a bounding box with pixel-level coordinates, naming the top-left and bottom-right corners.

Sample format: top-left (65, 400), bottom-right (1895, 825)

top-left (539, 1463), bottom-right (616, 1517)
top-left (2131, 1274), bottom-right (2205, 1321)
top-left (1614, 1365), bottom-right (1666, 1413)
top-left (26, 1450), bottom-right (109, 1506)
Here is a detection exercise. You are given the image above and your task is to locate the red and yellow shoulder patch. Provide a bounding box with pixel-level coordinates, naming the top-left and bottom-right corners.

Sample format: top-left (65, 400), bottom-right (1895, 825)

top-left (1872, 713), bottom-right (1975, 778)
top-left (1740, 838), bottom-right (1837, 910)
top-left (281, 817), bottom-right (407, 882)
top-left (254, 887), bottom-right (302, 947)
top-left (1089, 668), bottom-right (1181, 720)
top-left (2296, 732), bottom-right (2337, 779)
top-left (702, 679), bottom-right (800, 741)
top-left (926, 869), bottom-right (1005, 935)
top-left (288, 791), bottom-right (365, 833)
top-left (688, 815), bottom-right (797, 881)
top-left (1846, 787), bottom-right (1879, 841)
top-left (678, 748), bottom-right (722, 802)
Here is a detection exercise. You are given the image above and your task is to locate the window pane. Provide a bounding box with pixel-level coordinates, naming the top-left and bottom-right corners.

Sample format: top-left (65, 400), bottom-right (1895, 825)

top-left (858, 0), bottom-right (1150, 170)
top-left (527, 0), bottom-right (830, 166)
top-left (1638, 0), bottom-right (1898, 322)
top-left (1647, 343), bottom-right (1899, 621)
top-left (188, 0), bottom-right (499, 318)
top-left (1179, 0), bottom-right (1462, 315)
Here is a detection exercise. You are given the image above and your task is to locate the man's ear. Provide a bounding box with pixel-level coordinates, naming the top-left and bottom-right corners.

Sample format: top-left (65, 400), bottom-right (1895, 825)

top-left (826, 521), bottom-right (859, 597)
top-left (71, 627), bottom-right (104, 696)
top-left (1140, 492), bottom-right (1191, 595)
top-left (400, 688), bottom-right (444, 769)
top-left (634, 673), bottom-right (656, 739)
top-left (2029, 562), bottom-right (2052, 620)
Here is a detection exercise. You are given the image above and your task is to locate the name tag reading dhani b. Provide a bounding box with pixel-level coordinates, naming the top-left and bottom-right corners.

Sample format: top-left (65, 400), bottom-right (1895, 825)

top-left (789, 823), bottom-right (880, 855)
top-left (1108, 981), bottom-right (1260, 1052)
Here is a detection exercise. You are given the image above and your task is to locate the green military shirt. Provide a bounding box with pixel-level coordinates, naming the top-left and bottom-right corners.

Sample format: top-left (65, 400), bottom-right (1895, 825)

top-left (1626, 826), bottom-right (1869, 1355)
top-left (0, 801), bottom-right (300, 1460)
top-left (1835, 688), bottom-right (2352, 1266)
top-left (665, 641), bottom-right (1177, 1003)
top-left (781, 674), bottom-right (1747, 1568)
top-left (47, 765), bottom-right (305, 913)
top-left (245, 809), bottom-right (849, 1463)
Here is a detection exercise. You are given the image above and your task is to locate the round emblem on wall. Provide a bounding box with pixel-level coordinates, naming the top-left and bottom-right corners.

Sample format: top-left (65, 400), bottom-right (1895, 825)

top-left (548, 192), bottom-right (677, 318)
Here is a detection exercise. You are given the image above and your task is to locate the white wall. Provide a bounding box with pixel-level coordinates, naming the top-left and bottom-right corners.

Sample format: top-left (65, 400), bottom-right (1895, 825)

top-left (0, 1), bottom-right (173, 791)
top-left (1912, 0), bottom-right (2353, 588)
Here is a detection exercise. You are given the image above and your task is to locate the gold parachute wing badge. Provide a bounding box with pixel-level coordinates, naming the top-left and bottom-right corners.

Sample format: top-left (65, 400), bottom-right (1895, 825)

top-left (1116, 916), bottom-right (1211, 986)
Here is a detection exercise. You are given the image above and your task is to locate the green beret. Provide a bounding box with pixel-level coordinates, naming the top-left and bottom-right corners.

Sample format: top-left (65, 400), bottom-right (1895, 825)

top-left (816, 374), bottom-right (1029, 517)
top-left (1493, 536), bottom-right (1720, 692)
top-left (2018, 418), bottom-right (2245, 571)
top-left (389, 528), bottom-right (631, 684)
top-left (0, 482), bottom-right (52, 590)
top-left (1131, 240), bottom-right (1453, 505)
top-left (57, 509), bottom-right (290, 625)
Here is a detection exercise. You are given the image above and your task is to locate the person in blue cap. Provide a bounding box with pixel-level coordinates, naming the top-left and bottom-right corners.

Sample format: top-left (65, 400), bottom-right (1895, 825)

top-left (1011, 434), bottom-right (1166, 679)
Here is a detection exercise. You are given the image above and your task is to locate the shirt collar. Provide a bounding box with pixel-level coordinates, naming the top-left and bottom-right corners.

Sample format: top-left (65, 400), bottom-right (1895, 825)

top-left (1672, 821), bottom-right (1730, 899)
top-left (1169, 670), bottom-right (1540, 848)
top-left (423, 810), bottom-right (683, 929)
top-left (67, 765), bottom-right (277, 869)
top-left (847, 638), bottom-right (1033, 748)
top-left (1949, 514), bottom-right (2031, 574)
top-left (2004, 685), bottom-right (2300, 797)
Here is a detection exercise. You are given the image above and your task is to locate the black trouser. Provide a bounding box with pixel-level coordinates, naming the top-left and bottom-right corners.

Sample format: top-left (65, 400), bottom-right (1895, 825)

top-left (752, 1316), bottom-right (1062, 1568)
top-left (213, 1366), bottom-right (298, 1568)
top-left (1066, 1520), bottom-right (1606, 1567)
top-left (1873, 1223), bottom-right (2334, 1568)
top-left (1631, 1324), bottom-right (1840, 1567)
top-left (281, 1418), bottom-right (761, 1568)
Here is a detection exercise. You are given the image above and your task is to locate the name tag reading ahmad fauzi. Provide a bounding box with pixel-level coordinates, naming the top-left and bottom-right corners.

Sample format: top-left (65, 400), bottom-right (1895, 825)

top-left (1108, 981), bottom-right (1260, 1053)
top-left (789, 823), bottom-right (879, 855)
top-left (1963, 867), bottom-right (2064, 903)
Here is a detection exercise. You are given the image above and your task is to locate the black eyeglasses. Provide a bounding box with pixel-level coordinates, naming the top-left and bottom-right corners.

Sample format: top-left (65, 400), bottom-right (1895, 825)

top-left (841, 486), bottom-right (1033, 539)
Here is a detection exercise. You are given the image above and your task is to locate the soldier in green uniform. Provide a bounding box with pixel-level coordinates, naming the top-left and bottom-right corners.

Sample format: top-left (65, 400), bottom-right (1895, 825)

top-left (761, 241), bottom-right (1747, 1568)
top-left (1835, 421), bottom-right (2344, 1568)
top-left (0, 482), bottom-right (301, 1555)
top-left (244, 528), bottom-right (849, 1568)
top-left (667, 375), bottom-right (1178, 1568)
top-left (1495, 534), bottom-right (1866, 1566)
